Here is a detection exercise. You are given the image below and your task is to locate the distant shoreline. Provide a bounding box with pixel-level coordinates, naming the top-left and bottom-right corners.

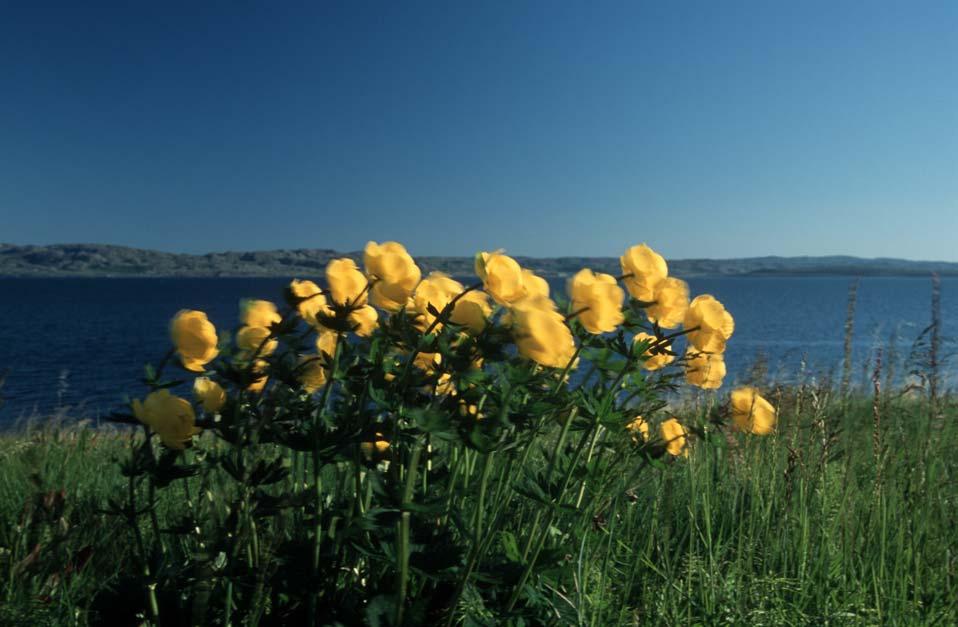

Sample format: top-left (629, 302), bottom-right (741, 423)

top-left (2, 243), bottom-right (958, 279)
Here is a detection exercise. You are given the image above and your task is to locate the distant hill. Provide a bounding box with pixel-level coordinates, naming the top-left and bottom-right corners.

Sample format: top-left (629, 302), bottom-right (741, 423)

top-left (2, 243), bottom-right (957, 278)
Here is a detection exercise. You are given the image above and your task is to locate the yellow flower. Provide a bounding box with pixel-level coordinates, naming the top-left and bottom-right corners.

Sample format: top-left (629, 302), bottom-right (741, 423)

top-left (626, 416), bottom-right (650, 443)
top-left (633, 332), bottom-right (675, 371)
top-left (510, 298), bottom-right (578, 369)
top-left (730, 387), bottom-right (777, 435)
top-left (364, 241), bottom-right (422, 311)
top-left (241, 300), bottom-right (281, 329)
top-left (659, 418), bottom-right (688, 457)
top-left (475, 251), bottom-right (525, 305)
top-left (132, 389), bottom-right (200, 450)
top-left (685, 349), bottom-right (727, 389)
top-left (567, 268), bottom-right (625, 334)
top-left (348, 305), bottom-right (378, 337)
top-left (170, 310), bottom-right (219, 372)
top-left (193, 377), bottom-right (226, 413)
top-left (360, 433), bottom-right (390, 460)
top-left (412, 351), bottom-right (442, 375)
top-left (236, 325), bottom-right (277, 357)
top-left (459, 400), bottom-right (480, 419)
top-left (521, 268), bottom-right (550, 300)
top-left (247, 359), bottom-right (269, 393)
top-left (620, 244), bottom-right (668, 302)
top-left (684, 295), bottom-right (735, 353)
top-left (288, 279), bottom-right (331, 327)
top-left (316, 330), bottom-right (338, 358)
top-left (326, 258), bottom-right (369, 307)
top-left (412, 272), bottom-right (465, 331)
top-left (449, 290), bottom-right (492, 334)
top-left (436, 373), bottom-right (455, 396)
top-left (297, 355), bottom-right (328, 393)
top-left (646, 277), bottom-right (689, 329)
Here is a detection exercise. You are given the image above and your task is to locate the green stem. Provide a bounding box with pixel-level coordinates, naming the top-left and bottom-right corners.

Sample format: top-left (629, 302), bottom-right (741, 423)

top-left (396, 441), bottom-right (424, 625)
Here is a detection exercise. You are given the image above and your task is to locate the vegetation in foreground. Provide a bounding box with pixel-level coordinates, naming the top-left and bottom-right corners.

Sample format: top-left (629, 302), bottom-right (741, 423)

top-left (2, 391), bottom-right (956, 625)
top-left (1, 242), bottom-right (955, 625)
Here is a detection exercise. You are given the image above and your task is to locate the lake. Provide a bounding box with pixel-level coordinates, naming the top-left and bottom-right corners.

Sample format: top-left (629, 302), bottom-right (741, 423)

top-left (0, 276), bottom-right (954, 423)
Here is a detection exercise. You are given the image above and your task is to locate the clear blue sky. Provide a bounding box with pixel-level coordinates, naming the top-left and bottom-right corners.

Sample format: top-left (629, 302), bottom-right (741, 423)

top-left (2, 1), bottom-right (956, 260)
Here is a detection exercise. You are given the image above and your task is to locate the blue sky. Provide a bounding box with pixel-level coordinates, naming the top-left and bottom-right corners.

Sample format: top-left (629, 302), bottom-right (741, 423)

top-left (2, 1), bottom-right (956, 260)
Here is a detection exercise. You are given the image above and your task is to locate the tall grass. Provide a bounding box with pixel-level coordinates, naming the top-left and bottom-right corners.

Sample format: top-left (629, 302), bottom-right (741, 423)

top-left (1, 390), bottom-right (956, 625)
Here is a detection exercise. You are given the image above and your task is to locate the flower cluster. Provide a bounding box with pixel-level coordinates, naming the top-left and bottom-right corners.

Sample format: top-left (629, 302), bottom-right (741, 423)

top-left (119, 239), bottom-right (779, 624)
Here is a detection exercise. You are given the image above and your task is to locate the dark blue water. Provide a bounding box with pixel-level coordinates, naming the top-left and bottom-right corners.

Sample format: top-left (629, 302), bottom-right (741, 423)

top-left (0, 276), bottom-right (955, 422)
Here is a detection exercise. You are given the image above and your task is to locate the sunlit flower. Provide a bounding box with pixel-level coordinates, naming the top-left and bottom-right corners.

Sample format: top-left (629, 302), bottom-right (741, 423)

top-left (521, 268), bottom-right (550, 300)
top-left (364, 241), bottom-right (422, 312)
top-left (633, 332), bottom-right (675, 371)
top-left (247, 359), bottom-right (269, 393)
top-left (288, 279), bottom-right (331, 327)
top-left (316, 329), bottom-right (338, 358)
top-left (730, 387), bottom-right (777, 435)
top-left (326, 258), bottom-right (369, 307)
top-left (449, 290), bottom-right (492, 334)
top-left (193, 377), bottom-right (226, 413)
top-left (646, 277), bottom-right (689, 329)
top-left (236, 325), bottom-right (277, 357)
top-left (475, 251), bottom-right (525, 305)
top-left (659, 418), bottom-right (688, 457)
top-left (459, 399), bottom-right (480, 419)
top-left (170, 310), bottom-right (219, 372)
top-left (241, 300), bottom-right (281, 329)
top-left (412, 272), bottom-right (464, 331)
top-left (684, 295), bottom-right (735, 353)
top-left (297, 355), bottom-right (328, 393)
top-left (132, 389), bottom-right (200, 450)
top-left (685, 349), bottom-right (727, 389)
top-left (509, 297), bottom-right (578, 369)
top-left (348, 305), bottom-right (378, 337)
top-left (626, 416), bottom-right (650, 443)
top-left (568, 268), bottom-right (625, 334)
top-left (361, 433), bottom-right (390, 460)
top-left (620, 244), bottom-right (668, 302)
top-left (412, 351), bottom-right (442, 375)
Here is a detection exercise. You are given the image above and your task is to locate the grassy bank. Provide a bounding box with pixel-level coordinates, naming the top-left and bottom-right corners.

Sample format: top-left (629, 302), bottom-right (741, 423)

top-left (2, 387), bottom-right (956, 625)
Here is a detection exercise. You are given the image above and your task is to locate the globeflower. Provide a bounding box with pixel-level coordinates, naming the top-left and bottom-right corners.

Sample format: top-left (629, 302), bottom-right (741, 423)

top-left (193, 377), bottom-right (226, 413)
top-left (521, 268), bottom-right (550, 300)
top-left (646, 277), bottom-right (689, 329)
top-left (568, 268), bottom-right (625, 334)
top-left (316, 330), bottom-right (338, 358)
top-left (247, 359), bottom-right (269, 393)
top-left (170, 310), bottom-right (219, 372)
top-left (620, 244), bottom-right (668, 302)
top-left (361, 433), bottom-right (390, 460)
top-left (288, 279), bottom-right (331, 327)
top-left (364, 241), bottom-right (422, 312)
top-left (685, 295), bottom-right (735, 354)
top-left (633, 332), bottom-right (675, 371)
top-left (509, 297), bottom-right (578, 369)
top-left (236, 325), bottom-right (277, 357)
top-left (449, 290), bottom-right (492, 334)
top-left (730, 387), bottom-right (777, 435)
top-left (297, 355), bottom-right (328, 393)
top-left (411, 272), bottom-right (465, 331)
top-left (326, 258), bottom-right (369, 307)
top-left (475, 251), bottom-right (525, 305)
top-left (685, 349), bottom-right (727, 389)
top-left (348, 305), bottom-right (378, 337)
top-left (241, 300), bottom-right (281, 329)
top-left (659, 418), bottom-right (688, 457)
top-left (132, 389), bottom-right (201, 450)
top-left (626, 416), bottom-right (650, 443)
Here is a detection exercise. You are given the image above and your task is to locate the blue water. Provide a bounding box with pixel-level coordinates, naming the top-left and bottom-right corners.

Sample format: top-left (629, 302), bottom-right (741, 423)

top-left (0, 276), bottom-right (955, 422)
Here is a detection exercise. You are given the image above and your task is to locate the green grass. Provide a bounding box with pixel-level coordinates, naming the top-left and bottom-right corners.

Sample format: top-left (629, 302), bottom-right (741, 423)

top-left (2, 389), bottom-right (957, 625)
